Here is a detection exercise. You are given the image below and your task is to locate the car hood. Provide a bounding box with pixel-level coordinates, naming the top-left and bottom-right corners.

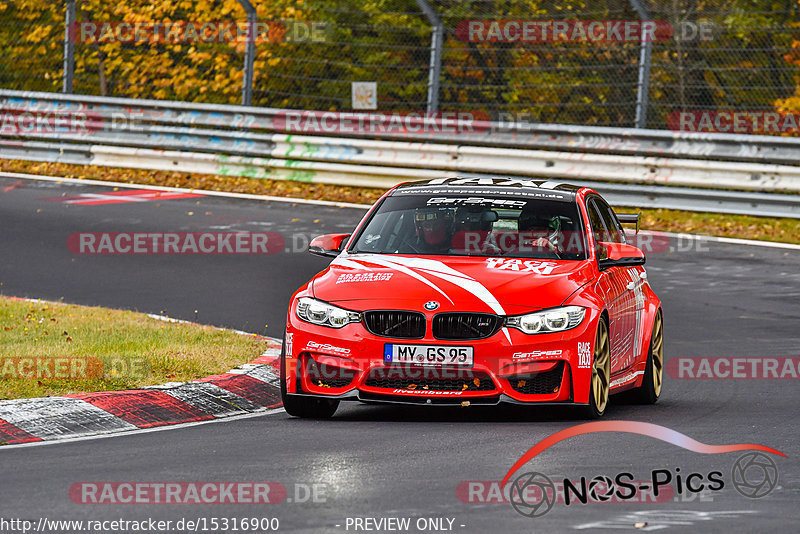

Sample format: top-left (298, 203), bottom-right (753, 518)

top-left (311, 253), bottom-right (594, 315)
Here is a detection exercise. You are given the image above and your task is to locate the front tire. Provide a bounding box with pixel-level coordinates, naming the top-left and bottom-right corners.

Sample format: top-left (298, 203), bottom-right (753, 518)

top-left (582, 317), bottom-right (610, 419)
top-left (631, 310), bottom-right (663, 404)
top-left (280, 340), bottom-right (339, 419)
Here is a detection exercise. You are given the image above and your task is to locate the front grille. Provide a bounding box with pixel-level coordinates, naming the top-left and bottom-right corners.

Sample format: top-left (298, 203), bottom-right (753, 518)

top-left (364, 367), bottom-right (495, 392)
top-left (433, 313), bottom-right (502, 340)
top-left (364, 311), bottom-right (426, 339)
top-left (304, 357), bottom-right (355, 389)
top-left (508, 362), bottom-right (564, 395)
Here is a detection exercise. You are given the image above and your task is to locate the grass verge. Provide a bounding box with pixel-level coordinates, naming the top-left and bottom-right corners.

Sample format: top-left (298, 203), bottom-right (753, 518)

top-left (0, 296), bottom-right (270, 400)
top-left (2, 159), bottom-right (799, 245)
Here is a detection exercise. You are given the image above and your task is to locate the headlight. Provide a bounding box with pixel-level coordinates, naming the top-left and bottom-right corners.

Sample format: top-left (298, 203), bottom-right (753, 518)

top-left (505, 306), bottom-right (585, 334)
top-left (296, 297), bottom-right (361, 328)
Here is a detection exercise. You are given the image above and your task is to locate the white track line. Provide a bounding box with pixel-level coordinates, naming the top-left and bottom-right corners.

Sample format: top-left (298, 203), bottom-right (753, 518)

top-left (145, 312), bottom-right (283, 342)
top-left (4, 170), bottom-right (799, 250)
top-left (0, 171), bottom-right (369, 209)
top-left (0, 408), bottom-right (285, 451)
top-left (659, 231), bottom-right (800, 251)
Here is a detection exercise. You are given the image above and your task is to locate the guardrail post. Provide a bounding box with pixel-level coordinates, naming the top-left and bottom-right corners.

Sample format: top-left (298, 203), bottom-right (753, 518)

top-left (62, 0), bottom-right (76, 93)
top-left (414, 0), bottom-right (443, 113)
top-left (629, 0), bottom-right (652, 128)
top-left (237, 0), bottom-right (256, 106)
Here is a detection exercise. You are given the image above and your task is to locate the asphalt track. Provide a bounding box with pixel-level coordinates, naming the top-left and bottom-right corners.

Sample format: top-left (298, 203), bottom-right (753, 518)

top-left (0, 175), bottom-right (798, 533)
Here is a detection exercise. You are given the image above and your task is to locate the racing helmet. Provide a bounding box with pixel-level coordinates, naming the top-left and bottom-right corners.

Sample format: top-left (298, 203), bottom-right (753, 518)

top-left (454, 206), bottom-right (497, 232)
top-left (518, 211), bottom-right (551, 232)
top-left (414, 207), bottom-right (454, 247)
top-left (518, 212), bottom-right (562, 248)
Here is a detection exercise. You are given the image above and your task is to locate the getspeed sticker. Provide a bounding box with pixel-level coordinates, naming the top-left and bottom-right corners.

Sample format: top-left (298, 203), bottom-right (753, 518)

top-left (304, 341), bottom-right (351, 355)
top-left (512, 350), bottom-right (563, 361)
top-left (426, 196), bottom-right (527, 207)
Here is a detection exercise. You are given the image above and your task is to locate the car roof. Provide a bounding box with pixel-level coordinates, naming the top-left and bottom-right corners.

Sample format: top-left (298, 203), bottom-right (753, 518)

top-left (391, 176), bottom-right (582, 202)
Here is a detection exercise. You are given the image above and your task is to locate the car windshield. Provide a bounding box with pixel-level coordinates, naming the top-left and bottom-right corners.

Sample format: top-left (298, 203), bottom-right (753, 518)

top-left (350, 192), bottom-right (587, 260)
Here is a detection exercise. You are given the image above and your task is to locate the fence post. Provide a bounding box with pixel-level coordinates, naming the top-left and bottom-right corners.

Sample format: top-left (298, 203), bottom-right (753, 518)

top-left (629, 0), bottom-right (652, 128)
top-left (414, 0), bottom-right (443, 113)
top-left (62, 0), bottom-right (75, 93)
top-left (237, 0), bottom-right (256, 106)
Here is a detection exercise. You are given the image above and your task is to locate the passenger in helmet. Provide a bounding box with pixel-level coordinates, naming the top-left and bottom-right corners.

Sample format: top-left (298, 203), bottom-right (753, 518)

top-left (414, 207), bottom-right (455, 252)
top-left (518, 212), bottom-right (559, 254)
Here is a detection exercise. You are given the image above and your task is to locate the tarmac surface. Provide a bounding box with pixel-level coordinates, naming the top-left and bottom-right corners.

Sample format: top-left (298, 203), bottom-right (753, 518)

top-left (0, 175), bottom-right (797, 533)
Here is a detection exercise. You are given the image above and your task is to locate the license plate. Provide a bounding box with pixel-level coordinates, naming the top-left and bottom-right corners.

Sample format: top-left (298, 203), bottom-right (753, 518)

top-left (384, 344), bottom-right (474, 367)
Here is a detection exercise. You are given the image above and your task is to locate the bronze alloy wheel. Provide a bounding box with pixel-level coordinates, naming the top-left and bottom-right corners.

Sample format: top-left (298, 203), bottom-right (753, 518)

top-left (651, 312), bottom-right (664, 397)
top-left (591, 318), bottom-right (611, 415)
top-left (630, 310), bottom-right (664, 405)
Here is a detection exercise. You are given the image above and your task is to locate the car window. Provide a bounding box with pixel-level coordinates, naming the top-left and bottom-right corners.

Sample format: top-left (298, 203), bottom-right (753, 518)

top-left (350, 193), bottom-right (587, 260)
top-left (592, 197), bottom-right (625, 243)
top-left (586, 199), bottom-right (609, 245)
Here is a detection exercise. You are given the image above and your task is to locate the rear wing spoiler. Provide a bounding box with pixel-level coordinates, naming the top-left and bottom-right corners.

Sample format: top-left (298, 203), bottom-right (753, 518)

top-left (616, 213), bottom-right (640, 234)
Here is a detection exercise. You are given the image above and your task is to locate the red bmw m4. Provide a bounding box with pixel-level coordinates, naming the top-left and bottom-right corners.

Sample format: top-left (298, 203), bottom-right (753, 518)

top-left (281, 176), bottom-right (663, 419)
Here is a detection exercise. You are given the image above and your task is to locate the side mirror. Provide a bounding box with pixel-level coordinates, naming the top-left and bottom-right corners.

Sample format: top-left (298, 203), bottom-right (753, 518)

top-left (308, 233), bottom-right (350, 258)
top-left (597, 242), bottom-right (646, 270)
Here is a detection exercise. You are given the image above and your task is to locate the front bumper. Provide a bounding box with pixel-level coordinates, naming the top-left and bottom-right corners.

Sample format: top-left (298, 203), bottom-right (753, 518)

top-left (284, 390), bottom-right (582, 407)
top-left (284, 308), bottom-right (601, 406)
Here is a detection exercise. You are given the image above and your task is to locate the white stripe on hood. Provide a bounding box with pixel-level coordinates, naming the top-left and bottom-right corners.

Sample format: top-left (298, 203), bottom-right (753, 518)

top-left (340, 254), bottom-right (513, 342)
top-left (334, 255), bottom-right (454, 305)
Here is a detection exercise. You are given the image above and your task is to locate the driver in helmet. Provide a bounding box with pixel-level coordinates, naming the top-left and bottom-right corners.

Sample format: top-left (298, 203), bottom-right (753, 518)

top-left (414, 207), bottom-right (455, 253)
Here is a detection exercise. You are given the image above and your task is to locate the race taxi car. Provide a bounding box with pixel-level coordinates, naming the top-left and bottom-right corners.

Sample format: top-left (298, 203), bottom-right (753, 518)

top-left (281, 176), bottom-right (663, 418)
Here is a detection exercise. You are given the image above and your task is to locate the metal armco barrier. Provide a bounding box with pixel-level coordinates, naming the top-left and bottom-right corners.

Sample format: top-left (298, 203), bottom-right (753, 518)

top-left (1, 89), bottom-right (799, 218)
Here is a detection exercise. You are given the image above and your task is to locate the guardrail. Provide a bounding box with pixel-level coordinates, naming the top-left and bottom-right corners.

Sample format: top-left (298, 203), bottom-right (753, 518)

top-left (1, 89), bottom-right (799, 218)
